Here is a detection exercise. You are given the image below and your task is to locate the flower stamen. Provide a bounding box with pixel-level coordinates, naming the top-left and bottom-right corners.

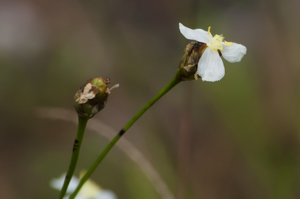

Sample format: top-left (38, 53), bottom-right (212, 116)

top-left (207, 26), bottom-right (211, 36)
top-left (224, 41), bottom-right (233, 46)
top-left (207, 34), bottom-right (224, 51)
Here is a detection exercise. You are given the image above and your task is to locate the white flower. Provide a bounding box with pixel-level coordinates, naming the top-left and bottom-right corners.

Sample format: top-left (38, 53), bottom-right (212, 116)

top-left (179, 23), bottom-right (247, 82)
top-left (50, 173), bottom-right (117, 199)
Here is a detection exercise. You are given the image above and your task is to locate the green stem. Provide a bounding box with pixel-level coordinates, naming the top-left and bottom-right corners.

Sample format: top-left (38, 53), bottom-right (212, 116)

top-left (69, 76), bottom-right (181, 199)
top-left (59, 117), bottom-right (88, 199)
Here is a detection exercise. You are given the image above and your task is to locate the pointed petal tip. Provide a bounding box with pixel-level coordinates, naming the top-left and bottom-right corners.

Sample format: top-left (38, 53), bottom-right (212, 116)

top-left (178, 22), bottom-right (185, 31)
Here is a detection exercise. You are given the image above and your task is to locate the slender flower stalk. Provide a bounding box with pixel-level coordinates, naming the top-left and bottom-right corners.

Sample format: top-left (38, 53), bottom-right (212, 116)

top-left (59, 77), bottom-right (118, 199)
top-left (58, 117), bottom-right (87, 199)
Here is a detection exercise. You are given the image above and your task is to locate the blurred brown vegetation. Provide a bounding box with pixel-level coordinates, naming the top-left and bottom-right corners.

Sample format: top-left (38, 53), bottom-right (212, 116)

top-left (0, 0), bottom-right (300, 198)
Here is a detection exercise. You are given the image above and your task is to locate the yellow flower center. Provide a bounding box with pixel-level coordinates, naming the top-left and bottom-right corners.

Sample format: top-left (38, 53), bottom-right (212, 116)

top-left (206, 26), bottom-right (233, 51)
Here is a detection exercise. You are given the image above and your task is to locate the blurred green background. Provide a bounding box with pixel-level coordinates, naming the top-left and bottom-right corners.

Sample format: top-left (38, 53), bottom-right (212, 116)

top-left (1, 0), bottom-right (300, 198)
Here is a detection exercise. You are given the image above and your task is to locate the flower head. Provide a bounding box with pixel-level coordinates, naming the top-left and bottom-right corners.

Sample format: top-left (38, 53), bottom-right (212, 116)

top-left (74, 77), bottom-right (119, 119)
top-left (179, 23), bottom-right (247, 82)
top-left (50, 173), bottom-right (117, 199)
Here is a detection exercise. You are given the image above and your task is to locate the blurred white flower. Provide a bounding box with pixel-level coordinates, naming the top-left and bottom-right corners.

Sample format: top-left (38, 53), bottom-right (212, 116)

top-left (50, 173), bottom-right (117, 199)
top-left (179, 23), bottom-right (247, 82)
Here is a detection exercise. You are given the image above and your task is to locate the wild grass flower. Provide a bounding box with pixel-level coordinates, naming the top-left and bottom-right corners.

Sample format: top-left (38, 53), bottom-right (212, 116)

top-left (179, 23), bottom-right (247, 82)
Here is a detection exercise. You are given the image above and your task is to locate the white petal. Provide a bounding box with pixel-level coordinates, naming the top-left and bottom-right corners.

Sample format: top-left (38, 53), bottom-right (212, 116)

top-left (222, 43), bottom-right (247, 63)
top-left (95, 190), bottom-right (117, 199)
top-left (50, 173), bottom-right (80, 194)
top-left (197, 48), bottom-right (225, 82)
top-left (179, 23), bottom-right (211, 43)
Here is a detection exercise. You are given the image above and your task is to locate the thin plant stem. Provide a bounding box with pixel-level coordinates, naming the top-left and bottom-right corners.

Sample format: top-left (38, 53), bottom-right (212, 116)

top-left (69, 77), bottom-right (181, 199)
top-left (58, 116), bottom-right (88, 199)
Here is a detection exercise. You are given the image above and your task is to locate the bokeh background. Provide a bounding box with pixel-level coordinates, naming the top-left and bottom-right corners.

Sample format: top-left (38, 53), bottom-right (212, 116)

top-left (1, 0), bottom-right (300, 198)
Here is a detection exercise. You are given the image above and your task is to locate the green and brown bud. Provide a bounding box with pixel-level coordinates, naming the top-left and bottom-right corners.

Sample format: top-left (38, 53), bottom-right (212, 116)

top-left (176, 41), bottom-right (207, 81)
top-left (74, 77), bottom-right (119, 119)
